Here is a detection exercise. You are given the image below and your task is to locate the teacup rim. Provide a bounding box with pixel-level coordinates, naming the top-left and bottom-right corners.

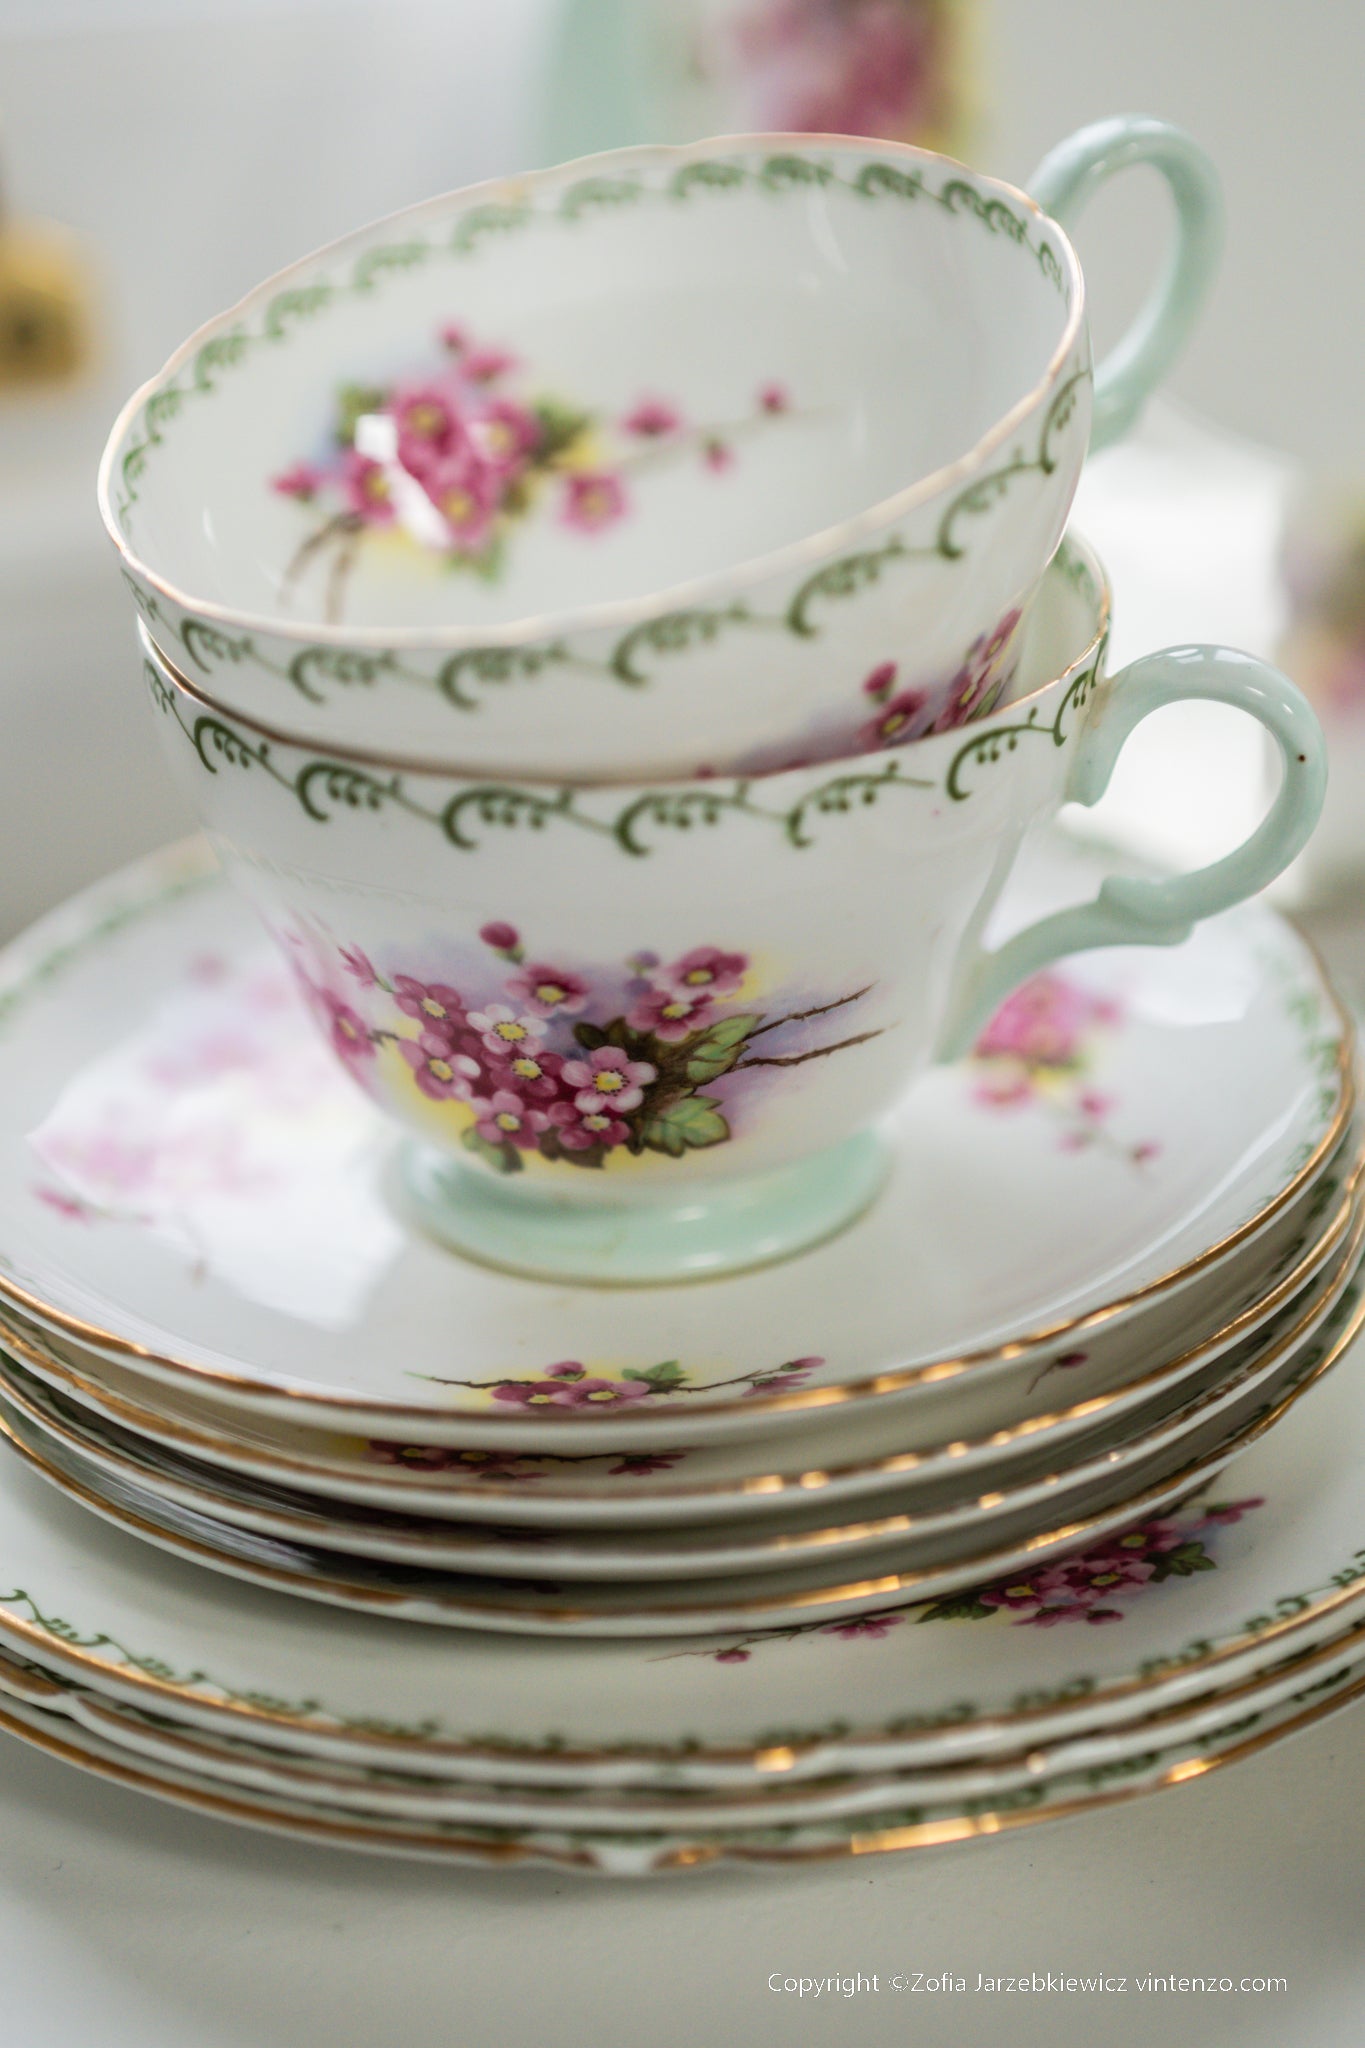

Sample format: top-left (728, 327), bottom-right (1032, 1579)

top-left (100, 129), bottom-right (1088, 655)
top-left (137, 532), bottom-right (1112, 794)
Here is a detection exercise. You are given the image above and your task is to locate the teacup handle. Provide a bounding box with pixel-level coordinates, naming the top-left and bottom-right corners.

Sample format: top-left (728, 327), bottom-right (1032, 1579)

top-left (1029, 116), bottom-right (1224, 451)
top-left (937, 647), bottom-right (1326, 1062)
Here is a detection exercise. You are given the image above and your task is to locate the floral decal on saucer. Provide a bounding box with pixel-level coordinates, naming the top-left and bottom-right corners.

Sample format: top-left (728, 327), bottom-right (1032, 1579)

top-left (916, 1500), bottom-right (1264, 1627)
top-left (361, 1438), bottom-right (691, 1480)
top-left (968, 971), bottom-right (1159, 1168)
top-left (672, 1499), bottom-right (1265, 1660)
top-left (287, 919), bottom-right (879, 1174)
top-left (410, 1355), bottom-right (823, 1409)
top-left (270, 322), bottom-right (796, 615)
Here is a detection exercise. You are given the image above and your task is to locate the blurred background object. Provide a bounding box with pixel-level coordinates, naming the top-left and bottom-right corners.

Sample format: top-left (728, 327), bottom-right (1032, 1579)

top-left (1270, 486), bottom-right (1365, 907)
top-left (543, 0), bottom-right (975, 161)
top-left (3, 0), bottom-right (1363, 939)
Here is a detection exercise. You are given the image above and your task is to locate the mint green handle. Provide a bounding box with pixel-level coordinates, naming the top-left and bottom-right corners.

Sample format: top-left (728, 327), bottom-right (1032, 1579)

top-left (1030, 116), bottom-right (1224, 450)
top-left (939, 647), bottom-right (1326, 1061)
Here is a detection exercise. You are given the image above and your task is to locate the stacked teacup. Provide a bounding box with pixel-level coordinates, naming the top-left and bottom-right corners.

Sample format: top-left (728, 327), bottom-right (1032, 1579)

top-left (97, 117), bottom-right (1320, 1289)
top-left (0, 118), bottom-right (1354, 1864)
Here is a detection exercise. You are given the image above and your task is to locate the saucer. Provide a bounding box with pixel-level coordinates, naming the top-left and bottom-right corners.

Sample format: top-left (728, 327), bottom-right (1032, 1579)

top-left (0, 835), bottom-right (1350, 1450)
top-left (12, 1612), bottom-right (1365, 1835)
top-left (3, 1615), bottom-right (1364, 1846)
top-left (2, 1276), bottom-right (1357, 1634)
top-left (3, 1145), bottom-right (1357, 1531)
top-left (5, 1320), bottom-right (1365, 1790)
top-left (3, 1206), bottom-right (1358, 1581)
top-left (0, 1615), bottom-right (1362, 1874)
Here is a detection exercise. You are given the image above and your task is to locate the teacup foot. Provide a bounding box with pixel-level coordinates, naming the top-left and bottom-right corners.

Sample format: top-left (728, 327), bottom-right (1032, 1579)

top-left (398, 1131), bottom-right (891, 1286)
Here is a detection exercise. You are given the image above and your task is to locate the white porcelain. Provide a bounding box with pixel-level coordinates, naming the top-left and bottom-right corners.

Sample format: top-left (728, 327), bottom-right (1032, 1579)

top-left (7, 1326), bottom-right (1365, 1791)
top-left (0, 829), bottom-right (1350, 1450)
top-left (4, 1617), bottom-right (1364, 1841)
top-left (4, 1287), bottom-right (1356, 1633)
top-left (2, 1212), bottom-right (1357, 1585)
top-left (139, 529), bottom-right (1325, 1284)
top-left (99, 125), bottom-right (1219, 777)
top-left (1, 1652), bottom-right (1362, 1873)
top-left (4, 1140), bottom-right (1357, 1531)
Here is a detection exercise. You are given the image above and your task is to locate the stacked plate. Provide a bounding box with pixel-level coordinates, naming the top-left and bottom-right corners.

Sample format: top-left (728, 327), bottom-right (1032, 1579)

top-left (0, 822), bottom-right (1362, 1866)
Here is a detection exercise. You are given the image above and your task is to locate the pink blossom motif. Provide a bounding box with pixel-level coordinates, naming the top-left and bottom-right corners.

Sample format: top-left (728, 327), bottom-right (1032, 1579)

top-left (479, 921), bottom-right (521, 955)
top-left (502, 1049), bottom-right (564, 1101)
top-left (400, 1036), bottom-right (480, 1103)
top-left (467, 1004), bottom-right (549, 1058)
top-left (473, 1089), bottom-right (551, 1149)
top-left (860, 688), bottom-right (932, 749)
top-left (623, 397), bottom-right (684, 438)
top-left (561, 1045), bottom-right (657, 1115)
top-left (468, 397), bottom-right (542, 473)
top-left (924, 1499), bottom-right (1266, 1628)
top-left (547, 1100), bottom-right (631, 1151)
top-left (491, 1364), bottom-right (655, 1409)
top-left (317, 991), bottom-right (374, 1071)
top-left (626, 985), bottom-right (717, 1043)
top-left (505, 963), bottom-right (590, 1019)
top-left (391, 382), bottom-right (464, 471)
top-left (462, 346), bottom-right (518, 384)
top-left (271, 462), bottom-right (324, 500)
top-left (824, 1614), bottom-right (903, 1640)
top-left (973, 974), bottom-right (1119, 1083)
top-left (423, 455), bottom-right (502, 553)
top-left (363, 1440), bottom-right (536, 1477)
top-left (392, 977), bottom-right (465, 1038)
top-left (272, 321), bottom-right (795, 609)
top-left (339, 450), bottom-right (395, 525)
top-left (930, 610), bottom-right (1024, 734)
top-left (34, 1185), bottom-right (94, 1222)
top-left (609, 1452), bottom-right (687, 1477)
top-left (562, 471), bottom-right (628, 532)
top-left (339, 946), bottom-right (379, 988)
top-left (714, 1647), bottom-right (752, 1664)
top-left (658, 946), bottom-right (748, 999)
top-left (758, 381), bottom-right (791, 414)
top-left (703, 438), bottom-right (735, 473)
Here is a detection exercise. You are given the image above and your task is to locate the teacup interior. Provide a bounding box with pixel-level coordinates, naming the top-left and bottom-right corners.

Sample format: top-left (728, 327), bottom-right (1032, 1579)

top-left (117, 145), bottom-right (1076, 631)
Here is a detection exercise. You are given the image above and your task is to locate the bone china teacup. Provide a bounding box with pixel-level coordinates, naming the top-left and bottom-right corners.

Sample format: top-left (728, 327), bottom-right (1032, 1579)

top-left (107, 117), bottom-right (1221, 778)
top-left (141, 536), bottom-right (1324, 1284)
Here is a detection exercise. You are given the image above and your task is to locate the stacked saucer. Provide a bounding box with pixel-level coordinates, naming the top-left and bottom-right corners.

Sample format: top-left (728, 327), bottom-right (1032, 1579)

top-left (0, 793), bottom-right (1361, 1866)
top-left (0, 120), bottom-right (1352, 1866)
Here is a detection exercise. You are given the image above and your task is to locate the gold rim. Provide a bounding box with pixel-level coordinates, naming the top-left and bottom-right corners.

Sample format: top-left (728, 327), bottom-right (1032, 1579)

top-left (1, 1653), bottom-right (1362, 1875)
top-left (5, 1195), bottom-right (1362, 1574)
top-left (2, 1277), bottom-right (1360, 1634)
top-left (98, 132), bottom-right (1087, 658)
top-left (0, 838), bottom-right (1351, 1430)
top-left (27, 1600), bottom-right (1365, 1824)
top-left (0, 1013), bottom-right (1351, 1433)
top-left (5, 1141), bottom-right (1359, 1512)
top-left (0, 1274), bottom-right (1359, 1773)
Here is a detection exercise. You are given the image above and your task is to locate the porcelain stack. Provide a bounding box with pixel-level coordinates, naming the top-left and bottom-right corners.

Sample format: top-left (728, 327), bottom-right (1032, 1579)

top-left (0, 120), bottom-right (1358, 1872)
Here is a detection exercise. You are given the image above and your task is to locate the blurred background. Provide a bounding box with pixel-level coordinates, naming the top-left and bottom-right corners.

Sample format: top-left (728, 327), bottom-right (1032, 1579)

top-left (2, 0), bottom-right (1361, 939)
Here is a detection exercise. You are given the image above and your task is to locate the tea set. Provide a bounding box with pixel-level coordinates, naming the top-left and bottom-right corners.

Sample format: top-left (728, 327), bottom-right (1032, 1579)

top-left (0, 113), bottom-right (1359, 1867)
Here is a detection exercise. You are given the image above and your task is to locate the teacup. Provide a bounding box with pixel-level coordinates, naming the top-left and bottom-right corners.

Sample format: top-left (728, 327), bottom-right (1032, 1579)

top-left (141, 534), bottom-right (1324, 1284)
top-left (106, 117), bottom-right (1221, 779)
